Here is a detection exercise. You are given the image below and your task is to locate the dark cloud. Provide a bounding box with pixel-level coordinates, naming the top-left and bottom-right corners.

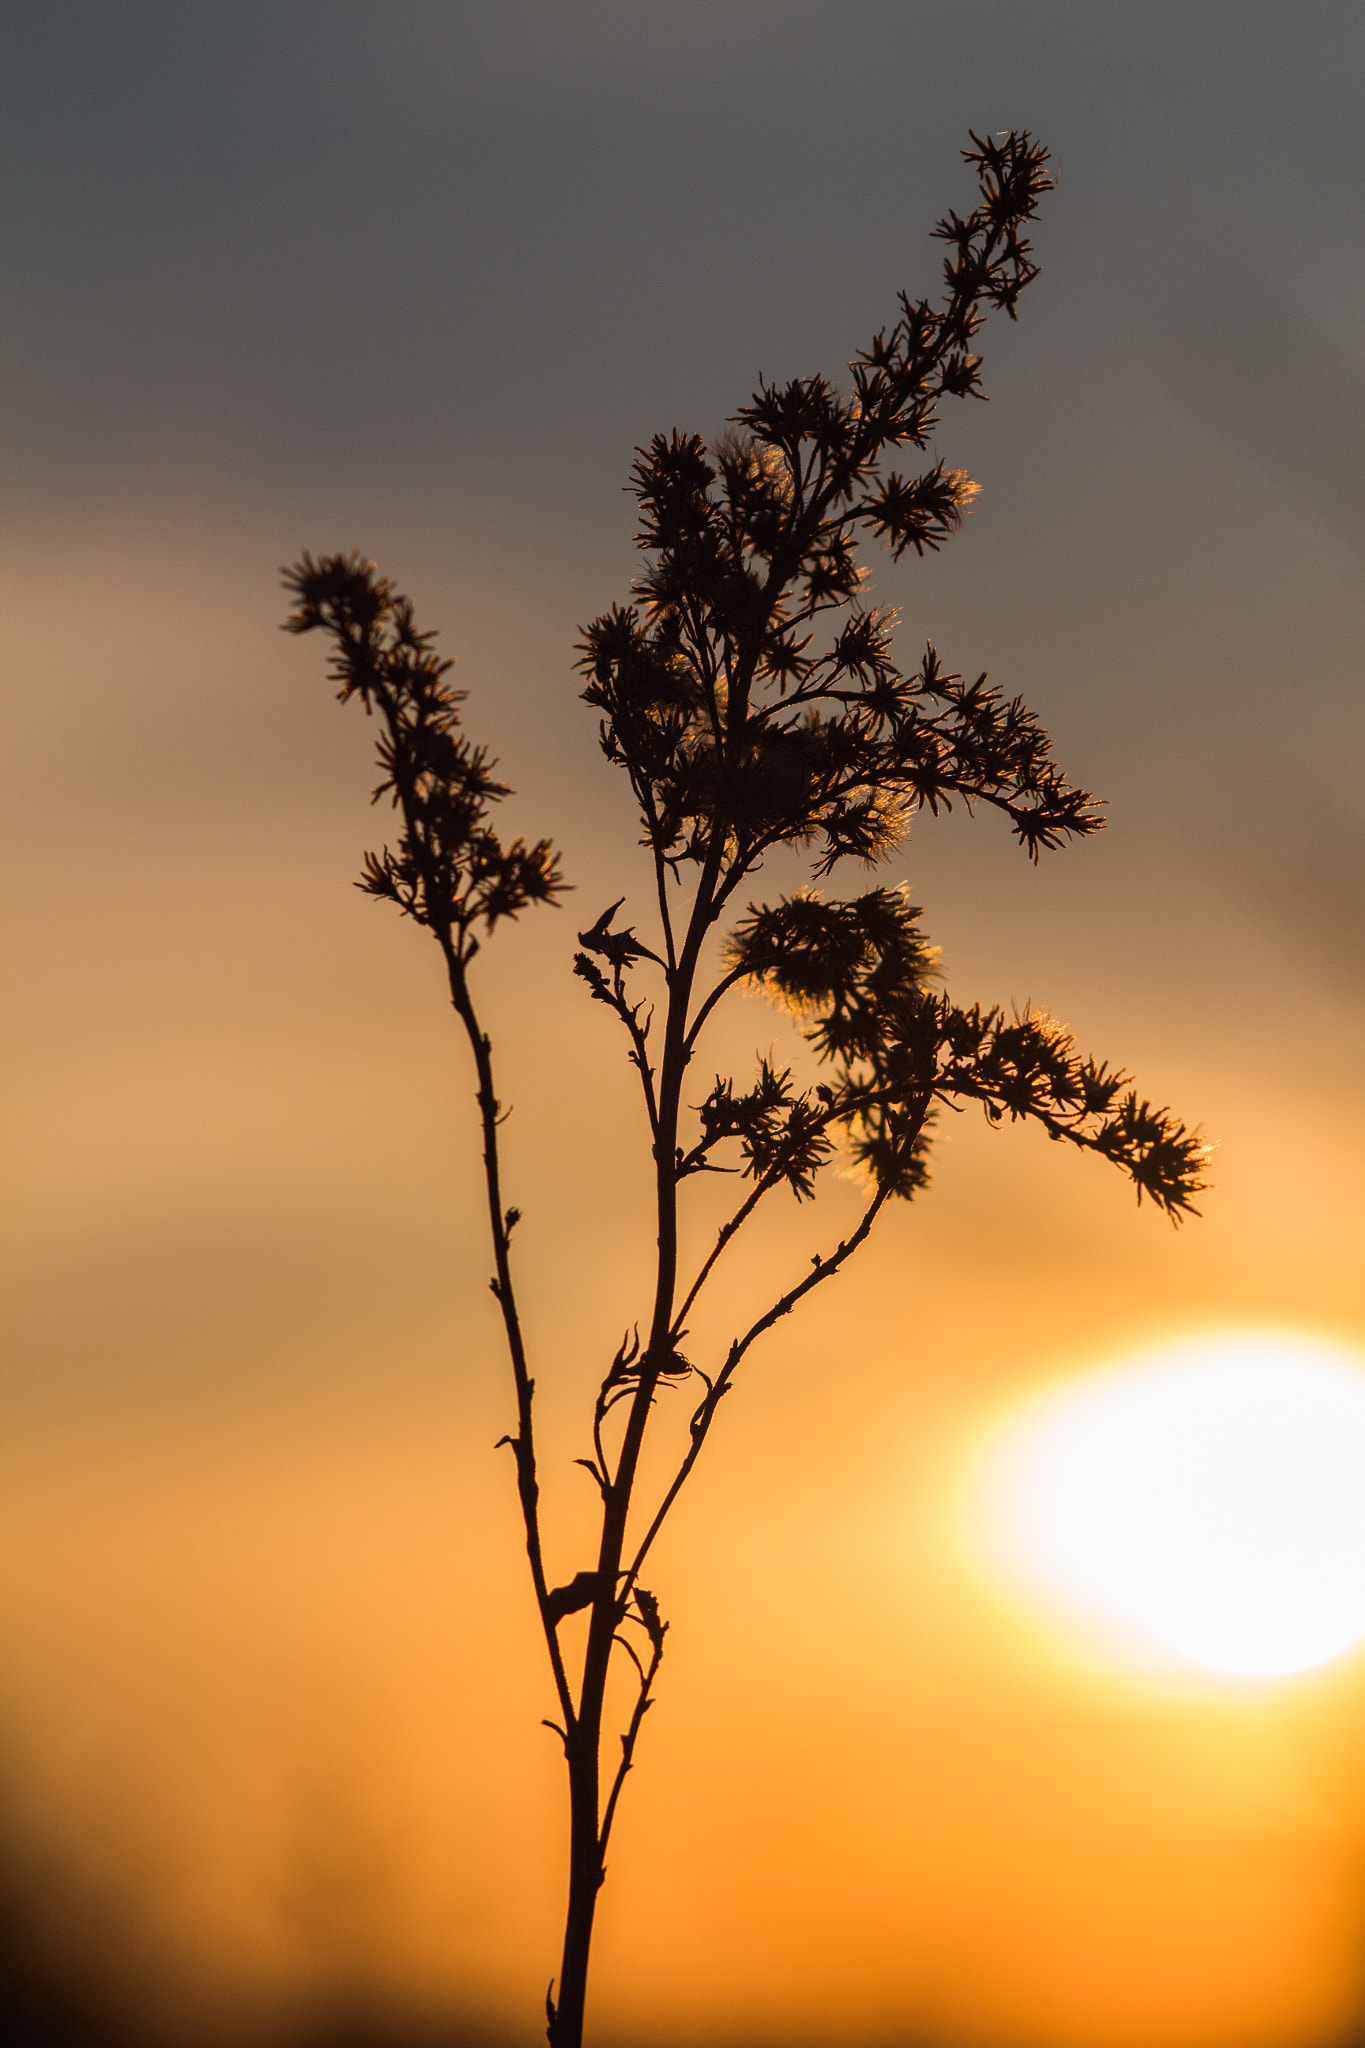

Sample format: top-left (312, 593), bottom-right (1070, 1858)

top-left (1119, 240), bottom-right (1365, 996)
top-left (9, 2), bottom-right (1359, 517)
top-left (1230, 768), bottom-right (1365, 1003)
top-left (1130, 241), bottom-right (1365, 567)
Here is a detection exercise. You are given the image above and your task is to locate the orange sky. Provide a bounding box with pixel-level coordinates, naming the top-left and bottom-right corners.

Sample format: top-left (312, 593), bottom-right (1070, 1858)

top-left (4, 7), bottom-right (1365, 2045)
top-left (4, 515), bottom-right (1364, 2048)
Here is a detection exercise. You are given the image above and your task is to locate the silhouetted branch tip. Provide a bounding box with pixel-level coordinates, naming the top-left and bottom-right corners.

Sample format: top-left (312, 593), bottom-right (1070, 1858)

top-left (283, 553), bottom-right (567, 955)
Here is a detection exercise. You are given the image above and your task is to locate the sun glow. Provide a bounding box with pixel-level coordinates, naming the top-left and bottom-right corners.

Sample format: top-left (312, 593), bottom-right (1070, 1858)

top-left (976, 1333), bottom-right (1365, 1678)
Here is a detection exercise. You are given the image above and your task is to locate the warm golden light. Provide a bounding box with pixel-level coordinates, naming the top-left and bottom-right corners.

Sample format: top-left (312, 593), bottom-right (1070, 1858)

top-left (976, 1334), bottom-right (1365, 1678)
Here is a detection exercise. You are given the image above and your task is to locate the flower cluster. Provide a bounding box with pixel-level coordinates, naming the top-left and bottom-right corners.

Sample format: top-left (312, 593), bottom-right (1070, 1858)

top-left (577, 133), bottom-right (1097, 876)
top-left (283, 553), bottom-right (563, 956)
top-left (574, 131), bottom-right (1206, 1220)
top-left (730, 884), bottom-right (1205, 1212)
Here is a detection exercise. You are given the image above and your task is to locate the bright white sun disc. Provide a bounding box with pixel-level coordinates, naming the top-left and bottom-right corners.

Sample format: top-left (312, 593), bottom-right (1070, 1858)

top-left (976, 1334), bottom-right (1365, 1677)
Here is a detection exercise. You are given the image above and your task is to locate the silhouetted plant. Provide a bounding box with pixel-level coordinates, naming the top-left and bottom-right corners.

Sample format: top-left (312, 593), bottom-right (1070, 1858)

top-left (283, 132), bottom-right (1205, 2048)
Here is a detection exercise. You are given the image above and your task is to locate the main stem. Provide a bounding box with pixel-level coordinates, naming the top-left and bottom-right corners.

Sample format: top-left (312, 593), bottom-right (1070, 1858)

top-left (550, 847), bottom-right (724, 2048)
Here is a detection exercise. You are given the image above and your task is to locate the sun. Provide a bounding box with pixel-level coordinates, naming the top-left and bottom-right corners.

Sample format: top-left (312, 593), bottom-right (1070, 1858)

top-left (974, 1332), bottom-right (1365, 1678)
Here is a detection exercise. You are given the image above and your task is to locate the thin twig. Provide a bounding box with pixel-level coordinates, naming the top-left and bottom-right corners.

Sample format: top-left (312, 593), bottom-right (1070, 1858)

top-left (625, 1114), bottom-right (925, 1595)
top-left (598, 1627), bottom-right (666, 1865)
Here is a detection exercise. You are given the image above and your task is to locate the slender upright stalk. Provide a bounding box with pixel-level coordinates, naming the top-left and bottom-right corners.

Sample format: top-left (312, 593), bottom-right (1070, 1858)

top-left (284, 128), bottom-right (1208, 2048)
top-left (551, 847), bottom-right (724, 2047)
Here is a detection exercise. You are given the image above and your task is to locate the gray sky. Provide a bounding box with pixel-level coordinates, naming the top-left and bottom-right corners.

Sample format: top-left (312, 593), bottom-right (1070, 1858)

top-left (5, 3), bottom-right (1363, 972)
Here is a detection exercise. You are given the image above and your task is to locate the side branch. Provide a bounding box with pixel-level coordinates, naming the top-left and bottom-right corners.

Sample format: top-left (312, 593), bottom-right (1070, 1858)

top-left (672, 1077), bottom-right (902, 1331)
top-left (670, 1168), bottom-right (782, 1337)
top-left (573, 949), bottom-right (660, 1139)
top-left (441, 939), bottom-right (577, 1729)
top-left (627, 1123), bottom-right (919, 1593)
top-left (598, 1594), bottom-right (667, 1866)
top-left (683, 964), bottom-right (751, 1057)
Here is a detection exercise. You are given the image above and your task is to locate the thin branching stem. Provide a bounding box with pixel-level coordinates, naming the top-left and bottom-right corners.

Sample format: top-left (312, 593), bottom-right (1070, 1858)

top-left (683, 963), bottom-right (751, 1056)
top-left (670, 1169), bottom-right (783, 1336)
top-left (287, 129), bottom-right (1208, 2048)
top-left (440, 959), bottom-right (578, 1729)
top-left (625, 1122), bottom-right (919, 1598)
top-left (598, 1626), bottom-right (666, 1865)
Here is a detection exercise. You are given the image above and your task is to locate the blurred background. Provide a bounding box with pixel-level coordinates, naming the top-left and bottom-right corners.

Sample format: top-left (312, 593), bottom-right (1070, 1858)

top-left (2, 4), bottom-right (1363, 2044)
